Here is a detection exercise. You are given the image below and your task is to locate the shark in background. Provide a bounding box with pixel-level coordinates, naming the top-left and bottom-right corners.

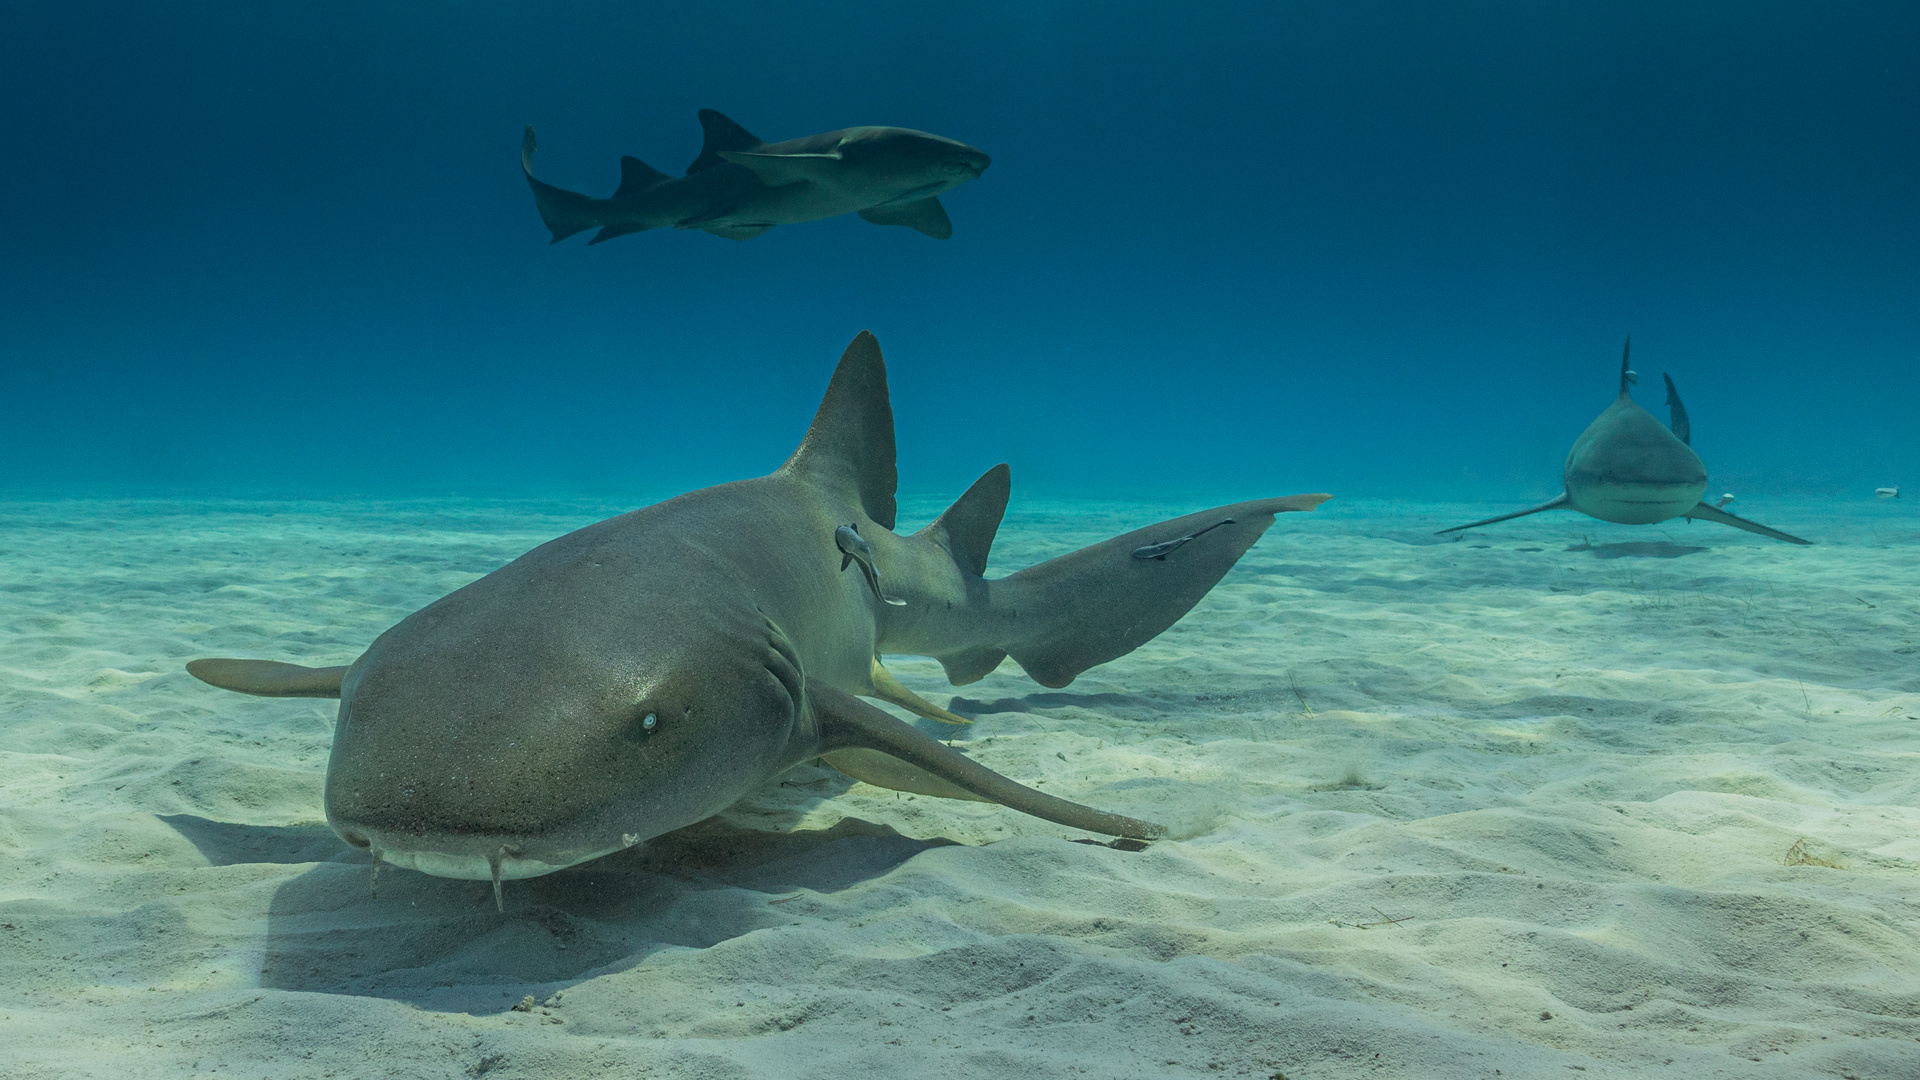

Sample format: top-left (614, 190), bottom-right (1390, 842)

top-left (1439, 339), bottom-right (1811, 544)
top-left (522, 109), bottom-right (990, 244)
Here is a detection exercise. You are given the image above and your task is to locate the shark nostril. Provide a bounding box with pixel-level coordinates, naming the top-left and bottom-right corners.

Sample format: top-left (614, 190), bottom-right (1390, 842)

top-left (341, 830), bottom-right (371, 849)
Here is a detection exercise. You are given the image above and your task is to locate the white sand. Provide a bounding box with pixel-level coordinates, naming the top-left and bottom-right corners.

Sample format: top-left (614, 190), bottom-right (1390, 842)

top-left (2, 495), bottom-right (1917, 1079)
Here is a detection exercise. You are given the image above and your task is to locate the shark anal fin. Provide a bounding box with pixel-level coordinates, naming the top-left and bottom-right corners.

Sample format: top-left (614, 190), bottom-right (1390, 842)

top-left (1663, 373), bottom-right (1691, 445)
top-left (614, 155), bottom-right (669, 198)
top-left (917, 463), bottom-right (1009, 577)
top-left (688, 109), bottom-right (765, 175)
top-left (589, 222), bottom-right (655, 244)
top-left (701, 224), bottom-right (771, 241)
top-left (938, 647), bottom-right (1007, 686)
top-left (810, 682), bottom-right (1162, 840)
top-left (187, 658), bottom-right (348, 698)
top-left (1435, 493), bottom-right (1573, 535)
top-left (1682, 502), bottom-right (1811, 544)
top-left (779, 332), bottom-right (898, 529)
top-left (858, 197), bottom-right (953, 240)
top-left (869, 658), bottom-right (972, 725)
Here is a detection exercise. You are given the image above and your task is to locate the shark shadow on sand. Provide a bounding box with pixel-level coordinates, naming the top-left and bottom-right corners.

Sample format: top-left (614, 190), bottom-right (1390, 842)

top-left (161, 808), bottom-right (949, 1013)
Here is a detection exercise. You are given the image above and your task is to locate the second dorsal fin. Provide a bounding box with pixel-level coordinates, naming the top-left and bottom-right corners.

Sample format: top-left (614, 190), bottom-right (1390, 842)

top-left (687, 109), bottom-right (764, 175)
top-left (779, 332), bottom-right (898, 529)
top-left (613, 155), bottom-right (668, 198)
top-left (916, 463), bottom-right (1009, 577)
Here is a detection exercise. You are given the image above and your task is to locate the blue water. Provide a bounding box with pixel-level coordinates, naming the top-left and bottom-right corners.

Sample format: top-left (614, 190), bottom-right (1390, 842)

top-left (3, 2), bottom-right (1915, 505)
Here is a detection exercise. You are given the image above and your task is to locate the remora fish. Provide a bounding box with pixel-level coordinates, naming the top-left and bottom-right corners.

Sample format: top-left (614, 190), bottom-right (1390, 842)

top-left (836, 523), bottom-right (906, 606)
top-left (522, 110), bottom-right (990, 244)
top-left (187, 333), bottom-right (1330, 900)
top-left (1438, 339), bottom-right (1810, 544)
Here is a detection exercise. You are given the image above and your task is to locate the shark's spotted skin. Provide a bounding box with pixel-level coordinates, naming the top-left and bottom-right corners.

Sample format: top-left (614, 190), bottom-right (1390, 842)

top-left (521, 110), bottom-right (990, 244)
top-left (1438, 339), bottom-right (1810, 545)
top-left (187, 333), bottom-right (1329, 893)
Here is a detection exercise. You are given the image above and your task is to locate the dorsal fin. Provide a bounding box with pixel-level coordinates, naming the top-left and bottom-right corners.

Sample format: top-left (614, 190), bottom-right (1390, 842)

top-left (780, 332), bottom-right (897, 529)
top-left (688, 109), bottom-right (764, 175)
top-left (916, 463), bottom-right (1009, 576)
top-left (1617, 336), bottom-right (1633, 398)
top-left (614, 155), bottom-right (669, 198)
top-left (1663, 373), bottom-right (1691, 445)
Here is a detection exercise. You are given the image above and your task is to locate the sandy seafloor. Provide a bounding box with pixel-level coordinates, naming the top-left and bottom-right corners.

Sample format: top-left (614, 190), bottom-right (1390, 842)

top-left (2, 493), bottom-right (1917, 1080)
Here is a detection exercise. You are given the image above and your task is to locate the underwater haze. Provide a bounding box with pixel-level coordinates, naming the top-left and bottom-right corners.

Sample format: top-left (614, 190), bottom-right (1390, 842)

top-left (8, 6), bottom-right (1920, 1080)
top-left (3, 0), bottom-right (1916, 501)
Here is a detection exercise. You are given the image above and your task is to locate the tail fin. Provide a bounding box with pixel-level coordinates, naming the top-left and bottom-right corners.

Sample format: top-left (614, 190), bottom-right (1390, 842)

top-left (984, 494), bottom-right (1330, 688)
top-left (521, 126), bottom-right (608, 244)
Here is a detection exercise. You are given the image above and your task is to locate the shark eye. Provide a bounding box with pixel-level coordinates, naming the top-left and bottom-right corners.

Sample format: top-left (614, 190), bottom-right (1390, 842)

top-left (641, 712), bottom-right (658, 733)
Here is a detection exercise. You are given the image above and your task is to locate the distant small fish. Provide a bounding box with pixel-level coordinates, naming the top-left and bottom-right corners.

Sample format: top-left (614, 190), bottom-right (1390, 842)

top-left (835, 524), bottom-right (907, 605)
top-left (1131, 518), bottom-right (1236, 561)
top-left (1714, 492), bottom-right (1735, 508)
top-left (1876, 486), bottom-right (1900, 500)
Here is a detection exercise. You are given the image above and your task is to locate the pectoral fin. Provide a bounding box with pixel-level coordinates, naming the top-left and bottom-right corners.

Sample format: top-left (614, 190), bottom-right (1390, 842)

top-left (820, 748), bottom-right (988, 801)
top-left (1682, 502), bottom-right (1811, 544)
top-left (716, 150), bottom-right (841, 186)
top-left (809, 681), bottom-right (1162, 840)
top-left (869, 658), bottom-right (972, 725)
top-left (857, 197), bottom-right (953, 239)
top-left (187, 658), bottom-right (349, 698)
top-left (1435, 493), bottom-right (1572, 535)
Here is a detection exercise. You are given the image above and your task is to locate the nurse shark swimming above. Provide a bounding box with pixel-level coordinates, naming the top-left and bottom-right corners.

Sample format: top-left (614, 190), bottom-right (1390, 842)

top-left (186, 332), bottom-right (1330, 907)
top-left (521, 109), bottom-right (990, 244)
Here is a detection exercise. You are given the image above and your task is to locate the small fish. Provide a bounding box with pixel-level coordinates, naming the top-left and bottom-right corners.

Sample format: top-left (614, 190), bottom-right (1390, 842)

top-left (1130, 518), bottom-right (1236, 561)
top-left (835, 524), bottom-right (907, 606)
top-left (1876, 486), bottom-right (1900, 500)
top-left (1714, 492), bottom-right (1735, 508)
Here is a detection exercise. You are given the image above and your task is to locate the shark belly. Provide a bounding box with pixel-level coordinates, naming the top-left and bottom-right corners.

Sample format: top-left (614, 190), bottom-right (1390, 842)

top-left (1566, 478), bottom-right (1708, 524)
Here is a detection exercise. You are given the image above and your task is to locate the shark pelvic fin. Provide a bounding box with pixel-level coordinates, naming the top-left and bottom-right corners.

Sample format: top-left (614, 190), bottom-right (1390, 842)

top-left (917, 463), bottom-right (1009, 577)
top-left (858, 197), bottom-right (953, 239)
top-left (779, 332), bottom-right (898, 529)
top-left (187, 658), bottom-right (348, 698)
top-left (688, 109), bottom-right (765, 174)
top-left (810, 682), bottom-right (1162, 839)
top-left (613, 155), bottom-right (669, 198)
top-left (868, 658), bottom-right (972, 726)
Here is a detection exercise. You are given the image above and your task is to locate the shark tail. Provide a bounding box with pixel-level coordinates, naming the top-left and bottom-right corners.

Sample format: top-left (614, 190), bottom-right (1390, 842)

top-left (521, 126), bottom-right (611, 244)
top-left (946, 494), bottom-right (1330, 689)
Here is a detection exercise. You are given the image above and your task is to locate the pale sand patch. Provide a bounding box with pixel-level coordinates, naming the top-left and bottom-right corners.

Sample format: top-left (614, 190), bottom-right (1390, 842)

top-left (1, 495), bottom-right (1916, 1079)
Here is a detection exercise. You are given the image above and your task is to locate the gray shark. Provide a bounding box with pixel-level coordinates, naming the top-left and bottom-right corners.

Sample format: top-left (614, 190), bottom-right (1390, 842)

top-left (187, 333), bottom-right (1329, 900)
top-left (522, 110), bottom-right (990, 244)
top-left (1438, 339), bottom-right (1809, 543)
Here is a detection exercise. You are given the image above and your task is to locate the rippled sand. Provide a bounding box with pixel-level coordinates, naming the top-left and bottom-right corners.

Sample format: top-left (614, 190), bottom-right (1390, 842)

top-left (2, 495), bottom-right (1916, 1079)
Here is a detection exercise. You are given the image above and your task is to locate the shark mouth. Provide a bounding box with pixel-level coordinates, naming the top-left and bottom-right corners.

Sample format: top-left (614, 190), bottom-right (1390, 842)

top-left (341, 826), bottom-right (644, 908)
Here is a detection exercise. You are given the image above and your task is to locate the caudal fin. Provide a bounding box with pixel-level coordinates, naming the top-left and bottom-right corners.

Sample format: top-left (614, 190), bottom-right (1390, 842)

top-left (973, 494), bottom-right (1330, 688)
top-left (521, 126), bottom-right (609, 244)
